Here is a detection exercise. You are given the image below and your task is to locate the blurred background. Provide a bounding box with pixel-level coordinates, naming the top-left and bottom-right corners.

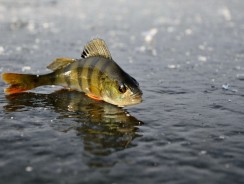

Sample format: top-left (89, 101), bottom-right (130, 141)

top-left (0, 0), bottom-right (244, 184)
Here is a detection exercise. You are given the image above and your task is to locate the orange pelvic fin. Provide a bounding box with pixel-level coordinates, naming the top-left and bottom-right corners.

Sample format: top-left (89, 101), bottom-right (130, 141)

top-left (1, 73), bottom-right (39, 94)
top-left (87, 93), bottom-right (102, 101)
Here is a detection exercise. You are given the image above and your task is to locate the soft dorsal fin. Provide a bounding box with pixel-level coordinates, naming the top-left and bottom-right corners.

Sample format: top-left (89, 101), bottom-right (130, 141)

top-left (47, 58), bottom-right (75, 71)
top-left (81, 38), bottom-right (112, 60)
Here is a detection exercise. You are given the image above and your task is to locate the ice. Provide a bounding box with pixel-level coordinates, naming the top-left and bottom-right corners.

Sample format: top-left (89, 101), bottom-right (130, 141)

top-left (222, 84), bottom-right (229, 90)
top-left (128, 57), bottom-right (133, 63)
top-left (194, 15), bottom-right (202, 24)
top-left (199, 150), bottom-right (207, 155)
top-left (219, 135), bottom-right (225, 140)
top-left (42, 22), bottom-right (50, 29)
top-left (207, 47), bottom-right (214, 52)
top-left (185, 28), bottom-right (193, 35)
top-left (135, 46), bottom-right (157, 56)
top-left (185, 52), bottom-right (190, 56)
top-left (222, 84), bottom-right (238, 92)
top-left (27, 22), bottom-right (35, 33)
top-left (198, 55), bottom-right (207, 62)
top-left (234, 66), bottom-right (241, 70)
top-left (219, 7), bottom-right (232, 21)
top-left (167, 26), bottom-right (175, 33)
top-left (16, 46), bottom-right (22, 52)
top-left (198, 45), bottom-right (205, 50)
top-left (136, 46), bottom-right (146, 53)
top-left (0, 46), bottom-right (4, 55)
top-left (22, 66), bottom-right (31, 72)
top-left (35, 38), bottom-right (40, 44)
top-left (151, 49), bottom-right (157, 56)
top-left (167, 64), bottom-right (180, 69)
top-left (138, 28), bottom-right (158, 56)
top-left (225, 164), bottom-right (230, 169)
top-left (25, 166), bottom-right (33, 172)
top-left (142, 28), bottom-right (158, 43)
top-left (176, 35), bottom-right (182, 41)
top-left (236, 74), bottom-right (244, 80)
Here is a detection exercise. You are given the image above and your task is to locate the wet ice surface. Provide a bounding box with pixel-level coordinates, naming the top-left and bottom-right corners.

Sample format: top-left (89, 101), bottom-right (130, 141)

top-left (1, 0), bottom-right (244, 183)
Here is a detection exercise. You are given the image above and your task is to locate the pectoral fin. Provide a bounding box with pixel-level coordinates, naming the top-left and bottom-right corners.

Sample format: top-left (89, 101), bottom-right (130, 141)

top-left (87, 93), bottom-right (102, 101)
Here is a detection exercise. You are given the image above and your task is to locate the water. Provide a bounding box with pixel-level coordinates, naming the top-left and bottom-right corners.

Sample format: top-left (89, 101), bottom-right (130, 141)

top-left (1, 0), bottom-right (244, 183)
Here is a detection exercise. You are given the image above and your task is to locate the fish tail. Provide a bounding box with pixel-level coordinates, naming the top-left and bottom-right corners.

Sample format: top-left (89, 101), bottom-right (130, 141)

top-left (1, 73), bottom-right (51, 94)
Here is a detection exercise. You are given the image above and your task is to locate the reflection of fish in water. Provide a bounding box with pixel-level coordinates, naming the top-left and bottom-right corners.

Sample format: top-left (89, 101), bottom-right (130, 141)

top-left (2, 38), bottom-right (142, 107)
top-left (4, 90), bottom-right (143, 167)
top-left (4, 89), bottom-right (143, 140)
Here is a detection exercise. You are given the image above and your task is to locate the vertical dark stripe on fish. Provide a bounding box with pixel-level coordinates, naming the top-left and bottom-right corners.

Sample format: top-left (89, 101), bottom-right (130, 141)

top-left (81, 58), bottom-right (93, 93)
top-left (43, 72), bottom-right (56, 85)
top-left (70, 60), bottom-right (80, 89)
top-left (77, 66), bottom-right (83, 90)
top-left (89, 58), bottom-right (111, 95)
top-left (101, 58), bottom-right (111, 73)
top-left (87, 57), bottom-right (100, 90)
top-left (97, 59), bottom-right (111, 81)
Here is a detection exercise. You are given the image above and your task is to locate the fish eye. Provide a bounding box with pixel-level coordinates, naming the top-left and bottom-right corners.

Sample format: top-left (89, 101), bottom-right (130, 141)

top-left (118, 83), bottom-right (127, 93)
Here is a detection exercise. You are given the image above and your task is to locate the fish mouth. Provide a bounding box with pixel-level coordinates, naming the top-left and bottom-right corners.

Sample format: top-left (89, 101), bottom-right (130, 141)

top-left (116, 92), bottom-right (142, 107)
top-left (130, 91), bottom-right (143, 104)
top-left (132, 88), bottom-right (143, 98)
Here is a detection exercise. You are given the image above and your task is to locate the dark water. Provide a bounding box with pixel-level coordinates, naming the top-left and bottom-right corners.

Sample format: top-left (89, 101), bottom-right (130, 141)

top-left (1, 0), bottom-right (244, 183)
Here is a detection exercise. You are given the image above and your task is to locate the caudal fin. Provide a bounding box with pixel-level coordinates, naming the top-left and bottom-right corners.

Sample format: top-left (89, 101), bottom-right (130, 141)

top-left (1, 73), bottom-right (40, 94)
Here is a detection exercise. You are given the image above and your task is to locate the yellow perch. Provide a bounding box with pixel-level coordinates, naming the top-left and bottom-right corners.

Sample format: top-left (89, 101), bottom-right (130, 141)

top-left (1, 38), bottom-right (142, 106)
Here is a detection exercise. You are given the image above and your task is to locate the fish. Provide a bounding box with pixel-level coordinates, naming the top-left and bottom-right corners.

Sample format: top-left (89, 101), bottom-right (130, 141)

top-left (1, 38), bottom-right (142, 107)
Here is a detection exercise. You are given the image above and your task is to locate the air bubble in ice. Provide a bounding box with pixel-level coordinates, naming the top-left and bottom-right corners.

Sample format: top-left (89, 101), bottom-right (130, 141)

top-left (198, 56), bottom-right (207, 62)
top-left (22, 66), bottom-right (31, 72)
top-left (142, 28), bottom-right (158, 43)
top-left (167, 64), bottom-right (180, 69)
top-left (199, 150), bottom-right (207, 155)
top-left (0, 46), bottom-right (4, 55)
top-left (236, 74), bottom-right (244, 80)
top-left (222, 84), bottom-right (229, 90)
top-left (185, 29), bottom-right (193, 35)
top-left (25, 166), bottom-right (33, 172)
top-left (219, 7), bottom-right (232, 21)
top-left (222, 84), bottom-right (238, 92)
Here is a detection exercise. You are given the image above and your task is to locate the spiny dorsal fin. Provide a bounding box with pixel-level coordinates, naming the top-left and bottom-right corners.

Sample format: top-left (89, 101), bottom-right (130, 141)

top-left (81, 38), bottom-right (112, 60)
top-left (47, 58), bottom-right (75, 71)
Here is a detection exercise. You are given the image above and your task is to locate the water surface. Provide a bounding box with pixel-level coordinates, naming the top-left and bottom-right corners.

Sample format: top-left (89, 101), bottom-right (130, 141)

top-left (0, 0), bottom-right (244, 183)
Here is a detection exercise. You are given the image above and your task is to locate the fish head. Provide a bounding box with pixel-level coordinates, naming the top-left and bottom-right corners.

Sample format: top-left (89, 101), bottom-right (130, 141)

top-left (102, 74), bottom-right (143, 107)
